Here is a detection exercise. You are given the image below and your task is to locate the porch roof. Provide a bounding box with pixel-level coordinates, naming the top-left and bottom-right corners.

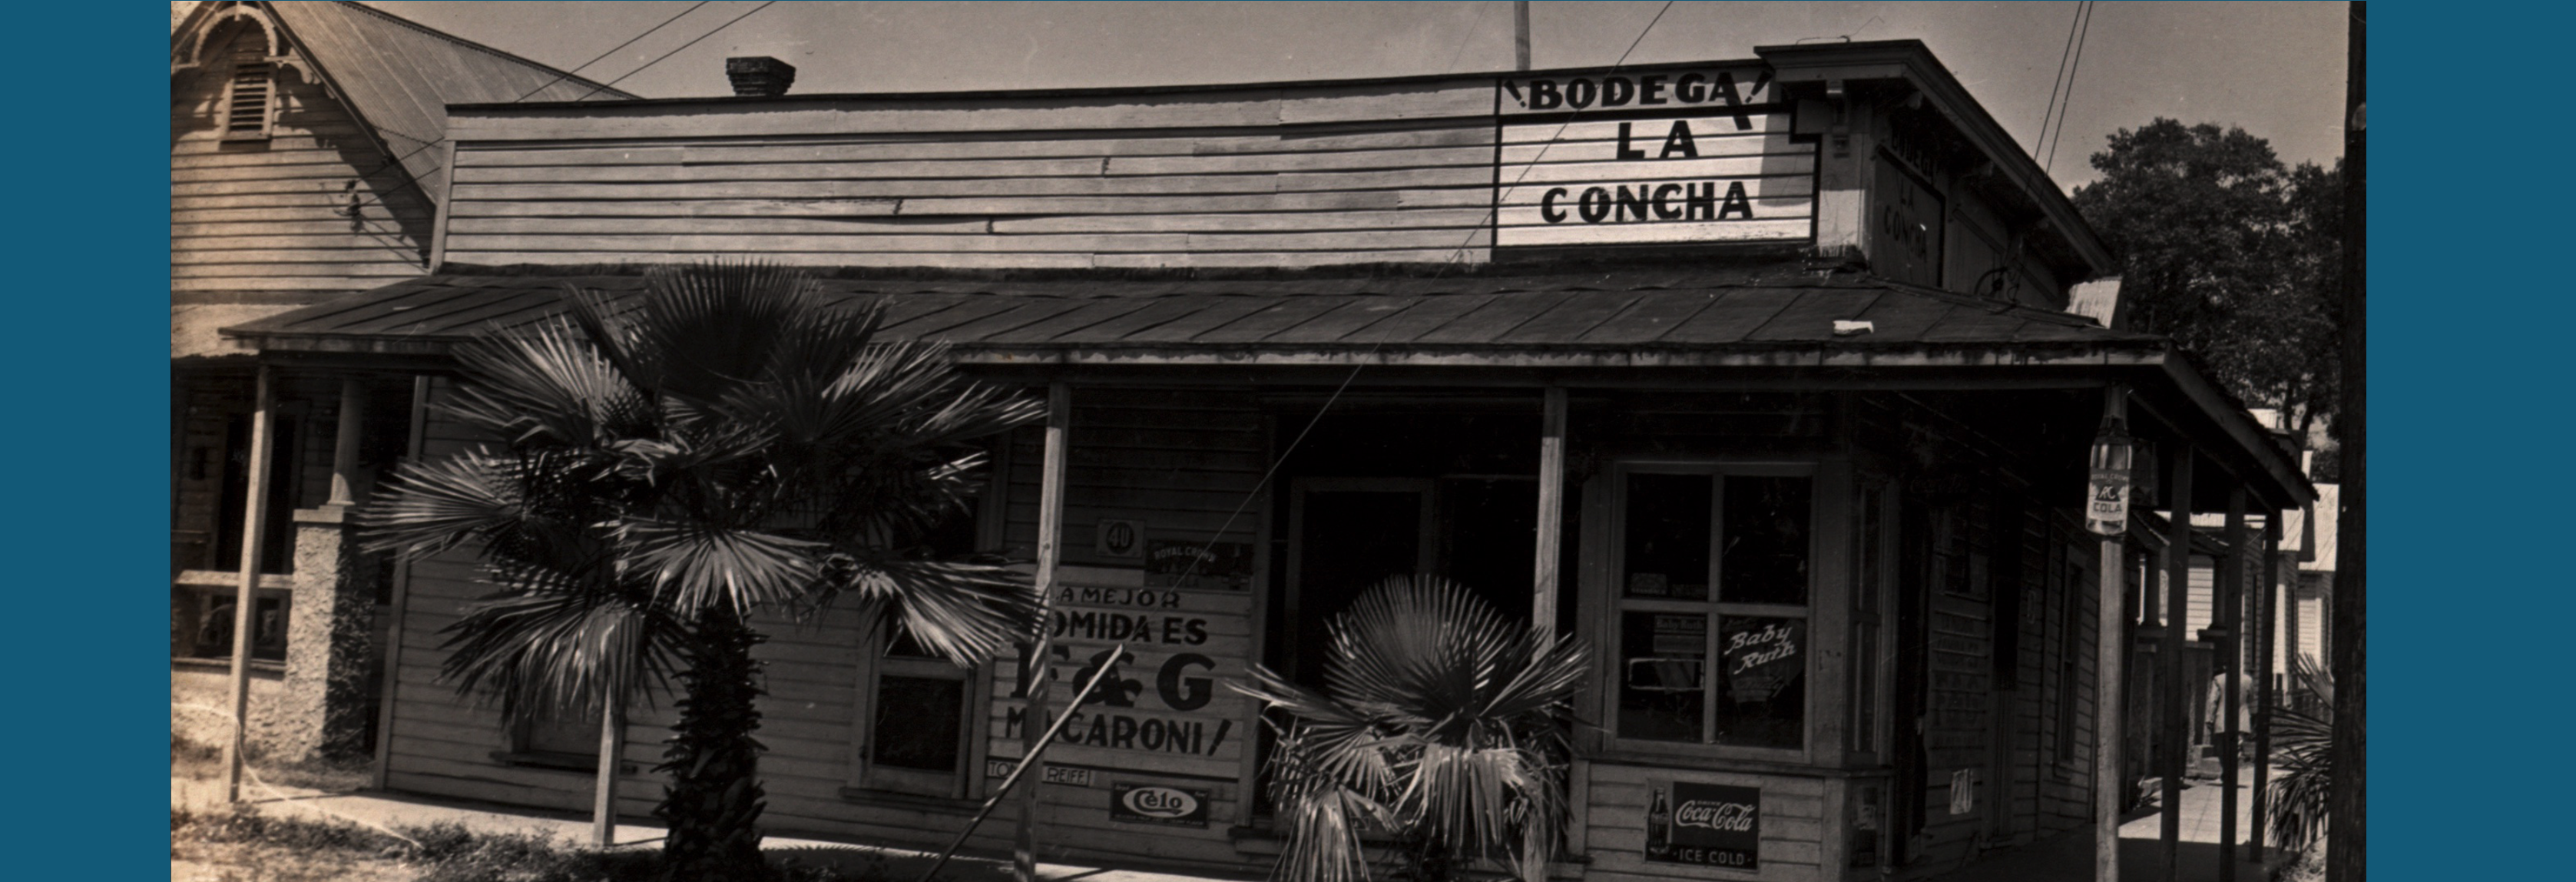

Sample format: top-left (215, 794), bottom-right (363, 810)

top-left (221, 265), bottom-right (2309, 509)
top-left (227, 265), bottom-right (2157, 360)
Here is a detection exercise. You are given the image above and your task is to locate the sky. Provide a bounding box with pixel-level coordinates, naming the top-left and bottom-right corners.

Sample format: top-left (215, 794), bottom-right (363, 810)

top-left (347, 1), bottom-right (2349, 190)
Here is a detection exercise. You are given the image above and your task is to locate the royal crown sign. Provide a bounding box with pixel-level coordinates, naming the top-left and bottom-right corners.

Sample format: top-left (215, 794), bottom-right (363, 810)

top-left (1494, 68), bottom-right (1815, 249)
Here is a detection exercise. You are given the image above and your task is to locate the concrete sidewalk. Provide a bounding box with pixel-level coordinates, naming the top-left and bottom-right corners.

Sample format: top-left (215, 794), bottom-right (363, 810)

top-left (1922, 771), bottom-right (2280, 882)
top-left (174, 775), bottom-right (1257, 882)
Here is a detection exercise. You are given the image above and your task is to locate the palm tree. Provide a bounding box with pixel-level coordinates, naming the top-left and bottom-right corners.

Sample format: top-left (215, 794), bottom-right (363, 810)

top-left (1233, 575), bottom-right (1591, 882)
top-left (2264, 652), bottom-right (2335, 852)
top-left (361, 261), bottom-right (1044, 880)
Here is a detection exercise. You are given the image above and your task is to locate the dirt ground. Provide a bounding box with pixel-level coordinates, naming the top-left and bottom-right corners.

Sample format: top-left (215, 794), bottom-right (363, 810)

top-left (171, 665), bottom-right (372, 795)
top-left (174, 665), bottom-right (389, 880)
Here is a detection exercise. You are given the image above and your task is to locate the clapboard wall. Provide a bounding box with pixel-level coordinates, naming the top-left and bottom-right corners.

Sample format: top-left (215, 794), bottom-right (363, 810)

top-left (379, 381), bottom-right (1276, 872)
top-left (436, 72), bottom-right (1823, 270)
top-left (172, 21), bottom-right (436, 296)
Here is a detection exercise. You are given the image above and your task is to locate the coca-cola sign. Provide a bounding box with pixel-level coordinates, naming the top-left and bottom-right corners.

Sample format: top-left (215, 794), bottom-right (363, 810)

top-left (1674, 798), bottom-right (1758, 832)
top-left (1646, 781), bottom-right (1760, 869)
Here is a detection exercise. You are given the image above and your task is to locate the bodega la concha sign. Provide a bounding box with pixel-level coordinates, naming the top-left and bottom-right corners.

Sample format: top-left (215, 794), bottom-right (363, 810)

top-left (1494, 67), bottom-right (1816, 248)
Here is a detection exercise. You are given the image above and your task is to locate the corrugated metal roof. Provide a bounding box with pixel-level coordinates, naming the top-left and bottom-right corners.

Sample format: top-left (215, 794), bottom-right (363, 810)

top-left (227, 268), bottom-right (2160, 360)
top-left (265, 2), bottom-right (638, 199)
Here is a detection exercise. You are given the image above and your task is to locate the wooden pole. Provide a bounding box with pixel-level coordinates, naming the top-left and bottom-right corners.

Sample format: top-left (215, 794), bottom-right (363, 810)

top-left (1532, 386), bottom-right (1565, 632)
top-left (1015, 383), bottom-right (1071, 882)
top-left (2160, 449), bottom-right (2194, 881)
top-left (2251, 516), bottom-right (2280, 854)
top-left (2093, 387), bottom-right (2130, 882)
top-left (2219, 487), bottom-right (2247, 881)
top-left (2327, 5), bottom-right (2366, 880)
top-left (327, 379), bottom-right (363, 506)
top-left (591, 693), bottom-right (625, 846)
top-left (1513, 0), bottom-right (1532, 71)
top-left (371, 375), bottom-right (432, 791)
top-left (223, 364), bottom-right (277, 804)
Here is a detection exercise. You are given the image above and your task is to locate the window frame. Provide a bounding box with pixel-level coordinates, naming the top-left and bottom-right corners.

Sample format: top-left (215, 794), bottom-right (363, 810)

top-left (1592, 459), bottom-right (1842, 764)
top-left (843, 434), bottom-right (1011, 802)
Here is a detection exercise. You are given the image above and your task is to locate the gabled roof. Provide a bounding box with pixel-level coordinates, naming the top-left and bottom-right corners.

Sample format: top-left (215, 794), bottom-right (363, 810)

top-left (175, 2), bottom-right (638, 201)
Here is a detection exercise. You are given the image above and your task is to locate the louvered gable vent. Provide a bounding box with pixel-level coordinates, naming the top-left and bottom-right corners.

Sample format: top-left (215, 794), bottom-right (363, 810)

top-left (223, 50), bottom-right (273, 140)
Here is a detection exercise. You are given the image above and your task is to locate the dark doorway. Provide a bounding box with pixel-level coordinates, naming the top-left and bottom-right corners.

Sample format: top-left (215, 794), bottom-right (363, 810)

top-left (1280, 479), bottom-right (1434, 687)
top-left (215, 413), bottom-right (298, 574)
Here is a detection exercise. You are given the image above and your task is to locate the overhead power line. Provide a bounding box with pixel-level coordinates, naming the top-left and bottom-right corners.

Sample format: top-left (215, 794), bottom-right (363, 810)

top-left (577, 1), bottom-right (779, 99)
top-left (2033, 0), bottom-right (2085, 158)
top-left (2045, 1), bottom-right (2097, 177)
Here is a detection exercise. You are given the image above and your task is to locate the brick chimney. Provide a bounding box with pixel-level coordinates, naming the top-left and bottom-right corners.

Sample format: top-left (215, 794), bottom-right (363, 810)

top-left (726, 56), bottom-right (796, 97)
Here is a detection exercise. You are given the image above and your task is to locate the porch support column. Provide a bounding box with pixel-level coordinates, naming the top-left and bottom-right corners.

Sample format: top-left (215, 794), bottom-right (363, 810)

top-left (2160, 448), bottom-right (2195, 881)
top-left (2219, 486), bottom-right (2247, 881)
top-left (223, 364), bottom-right (277, 804)
top-left (1016, 383), bottom-right (1071, 882)
top-left (592, 698), bottom-right (626, 846)
top-left (286, 379), bottom-right (375, 764)
top-left (2092, 387), bottom-right (2131, 882)
top-left (372, 375), bottom-right (431, 790)
top-left (2250, 515), bottom-right (2282, 853)
top-left (1532, 386), bottom-right (1566, 633)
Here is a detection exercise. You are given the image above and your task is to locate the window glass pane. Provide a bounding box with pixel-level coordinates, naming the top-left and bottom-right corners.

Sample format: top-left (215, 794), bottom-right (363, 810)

top-left (1619, 612), bottom-right (1706, 741)
top-left (1720, 476), bottom-right (1812, 605)
top-left (525, 709), bottom-right (596, 755)
top-left (872, 675), bottom-right (965, 771)
top-left (1714, 616), bottom-right (1806, 748)
top-left (1624, 474), bottom-right (1712, 599)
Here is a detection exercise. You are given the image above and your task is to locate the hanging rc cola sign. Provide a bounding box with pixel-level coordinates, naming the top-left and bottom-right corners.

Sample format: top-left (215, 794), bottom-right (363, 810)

top-left (2085, 424), bottom-right (2134, 536)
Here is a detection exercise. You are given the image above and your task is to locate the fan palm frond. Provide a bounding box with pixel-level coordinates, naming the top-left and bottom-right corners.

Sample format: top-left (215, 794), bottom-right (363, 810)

top-left (1234, 575), bottom-right (1589, 882)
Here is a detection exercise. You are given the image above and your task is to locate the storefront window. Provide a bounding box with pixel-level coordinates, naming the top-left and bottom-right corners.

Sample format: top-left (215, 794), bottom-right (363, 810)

top-left (1614, 468), bottom-right (1814, 751)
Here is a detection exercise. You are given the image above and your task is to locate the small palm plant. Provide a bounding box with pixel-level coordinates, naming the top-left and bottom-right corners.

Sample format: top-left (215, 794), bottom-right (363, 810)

top-left (1233, 575), bottom-right (1591, 882)
top-left (362, 261), bottom-right (1043, 880)
top-left (2264, 652), bottom-right (2335, 850)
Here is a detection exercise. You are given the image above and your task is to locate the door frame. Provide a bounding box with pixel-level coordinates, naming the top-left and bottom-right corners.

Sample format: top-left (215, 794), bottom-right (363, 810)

top-left (1282, 478), bottom-right (1439, 681)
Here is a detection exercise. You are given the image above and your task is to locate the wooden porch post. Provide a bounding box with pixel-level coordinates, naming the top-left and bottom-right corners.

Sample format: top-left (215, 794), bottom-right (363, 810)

top-left (2251, 516), bottom-right (2281, 853)
top-left (371, 375), bottom-right (430, 791)
top-left (591, 695), bottom-right (626, 846)
top-left (2159, 447), bottom-right (2194, 881)
top-left (223, 364), bottom-right (276, 804)
top-left (2092, 387), bottom-right (2131, 882)
top-left (2219, 487), bottom-right (2247, 881)
top-left (326, 379), bottom-right (363, 506)
top-left (1532, 386), bottom-right (1566, 632)
top-left (1016, 383), bottom-right (1071, 882)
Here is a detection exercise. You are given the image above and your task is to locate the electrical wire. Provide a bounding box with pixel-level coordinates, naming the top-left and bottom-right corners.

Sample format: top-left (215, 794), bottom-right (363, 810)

top-left (2032, 0), bottom-right (2086, 158)
top-left (1168, 0), bottom-right (1682, 588)
top-left (577, 1), bottom-right (780, 99)
top-left (2044, 1), bottom-right (2096, 177)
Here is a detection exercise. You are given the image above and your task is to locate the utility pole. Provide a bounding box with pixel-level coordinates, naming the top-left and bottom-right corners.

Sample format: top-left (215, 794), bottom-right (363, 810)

top-left (2327, 2), bottom-right (2365, 880)
top-left (1514, 1), bottom-right (1532, 71)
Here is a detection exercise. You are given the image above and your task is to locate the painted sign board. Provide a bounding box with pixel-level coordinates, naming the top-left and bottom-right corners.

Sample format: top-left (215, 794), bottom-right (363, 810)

top-left (992, 567), bottom-right (1254, 785)
top-left (1109, 782), bottom-right (1213, 828)
top-left (1646, 780), bottom-right (1762, 869)
top-left (1494, 68), bottom-right (1815, 249)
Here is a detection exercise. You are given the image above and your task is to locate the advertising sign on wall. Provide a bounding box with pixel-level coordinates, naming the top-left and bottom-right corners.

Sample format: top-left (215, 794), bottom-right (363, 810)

top-left (992, 568), bottom-right (1255, 788)
top-left (1109, 782), bottom-right (1213, 828)
top-left (1493, 67), bottom-right (1815, 249)
top-left (1646, 781), bottom-right (1761, 869)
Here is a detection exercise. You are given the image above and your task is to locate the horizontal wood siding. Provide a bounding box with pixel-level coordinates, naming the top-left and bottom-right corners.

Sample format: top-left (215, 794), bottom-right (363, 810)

top-left (443, 119), bottom-right (1505, 269)
top-left (173, 25), bottom-right (435, 295)
top-left (1581, 764), bottom-right (1828, 882)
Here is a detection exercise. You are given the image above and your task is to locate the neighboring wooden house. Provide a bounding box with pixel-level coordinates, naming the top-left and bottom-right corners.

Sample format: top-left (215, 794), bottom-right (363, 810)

top-left (223, 40), bottom-right (2312, 880)
top-left (169, 0), bottom-right (633, 759)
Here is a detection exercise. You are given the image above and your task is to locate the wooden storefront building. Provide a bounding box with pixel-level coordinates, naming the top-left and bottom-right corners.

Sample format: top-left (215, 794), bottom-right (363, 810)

top-left (221, 41), bottom-right (2311, 881)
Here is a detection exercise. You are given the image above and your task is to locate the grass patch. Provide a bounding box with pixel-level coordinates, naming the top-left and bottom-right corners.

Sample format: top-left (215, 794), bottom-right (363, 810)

top-left (171, 807), bottom-right (892, 882)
